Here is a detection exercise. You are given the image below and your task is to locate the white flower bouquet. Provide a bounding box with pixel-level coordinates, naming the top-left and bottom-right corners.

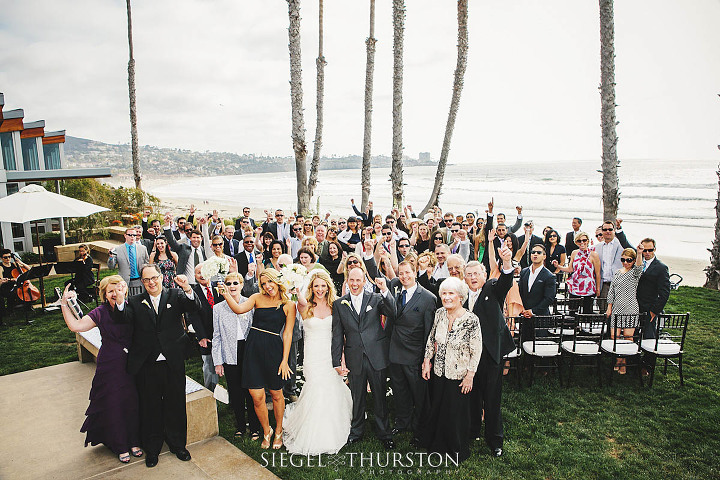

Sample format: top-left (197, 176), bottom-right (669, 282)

top-left (200, 256), bottom-right (230, 281)
top-left (278, 264), bottom-right (308, 300)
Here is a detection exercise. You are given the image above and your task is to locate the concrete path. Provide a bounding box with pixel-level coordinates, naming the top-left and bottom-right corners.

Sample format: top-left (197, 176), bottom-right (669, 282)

top-left (0, 362), bottom-right (278, 480)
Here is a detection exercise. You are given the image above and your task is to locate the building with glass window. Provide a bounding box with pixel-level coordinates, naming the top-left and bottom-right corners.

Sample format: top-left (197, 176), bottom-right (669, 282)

top-left (0, 92), bottom-right (111, 253)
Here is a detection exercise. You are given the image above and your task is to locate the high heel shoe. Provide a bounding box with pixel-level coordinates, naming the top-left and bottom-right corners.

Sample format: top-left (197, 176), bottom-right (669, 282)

top-left (261, 427), bottom-right (273, 449)
top-left (272, 429), bottom-right (283, 450)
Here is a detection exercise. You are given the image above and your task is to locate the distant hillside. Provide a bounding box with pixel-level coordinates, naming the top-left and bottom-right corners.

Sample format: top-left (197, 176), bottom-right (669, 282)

top-left (64, 136), bottom-right (436, 180)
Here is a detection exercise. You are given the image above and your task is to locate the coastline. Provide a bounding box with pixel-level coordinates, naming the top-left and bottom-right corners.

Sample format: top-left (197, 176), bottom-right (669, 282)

top-left (154, 196), bottom-right (710, 288)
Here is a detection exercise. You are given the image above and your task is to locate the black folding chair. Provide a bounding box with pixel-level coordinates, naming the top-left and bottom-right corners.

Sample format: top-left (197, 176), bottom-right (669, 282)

top-left (600, 313), bottom-right (643, 386)
top-left (562, 314), bottom-right (606, 386)
top-left (503, 316), bottom-right (523, 387)
top-left (641, 312), bottom-right (689, 387)
top-left (522, 315), bottom-right (562, 386)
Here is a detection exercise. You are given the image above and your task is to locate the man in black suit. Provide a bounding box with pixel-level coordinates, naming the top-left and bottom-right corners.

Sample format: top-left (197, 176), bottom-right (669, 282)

top-left (114, 264), bottom-right (201, 468)
top-left (234, 207), bottom-right (258, 231)
top-left (234, 233), bottom-right (258, 278)
top-left (387, 260), bottom-right (436, 441)
top-left (637, 237), bottom-right (670, 340)
top-left (464, 246), bottom-right (514, 458)
top-left (186, 264), bottom-right (222, 392)
top-left (332, 268), bottom-right (397, 450)
top-left (565, 217), bottom-right (583, 257)
top-left (518, 244), bottom-right (557, 318)
top-left (516, 223), bottom-right (545, 269)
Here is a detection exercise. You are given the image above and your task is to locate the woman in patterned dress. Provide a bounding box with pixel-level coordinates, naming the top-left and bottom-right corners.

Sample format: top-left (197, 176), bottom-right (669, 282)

top-left (149, 236), bottom-right (178, 288)
top-left (420, 277), bottom-right (482, 463)
top-left (605, 245), bottom-right (644, 374)
top-left (553, 231), bottom-right (601, 313)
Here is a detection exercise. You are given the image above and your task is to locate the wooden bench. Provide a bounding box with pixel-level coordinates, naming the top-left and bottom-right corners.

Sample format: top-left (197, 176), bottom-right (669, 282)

top-left (76, 328), bottom-right (219, 443)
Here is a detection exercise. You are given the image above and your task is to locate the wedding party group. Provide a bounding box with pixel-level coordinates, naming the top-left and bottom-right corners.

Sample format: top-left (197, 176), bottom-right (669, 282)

top-left (58, 196), bottom-right (671, 467)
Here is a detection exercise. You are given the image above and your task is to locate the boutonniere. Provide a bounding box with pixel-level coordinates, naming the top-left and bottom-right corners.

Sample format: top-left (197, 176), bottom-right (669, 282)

top-left (341, 299), bottom-right (351, 308)
top-left (166, 304), bottom-right (172, 309)
top-left (366, 305), bottom-right (373, 312)
top-left (142, 299), bottom-right (151, 309)
top-left (394, 286), bottom-right (400, 296)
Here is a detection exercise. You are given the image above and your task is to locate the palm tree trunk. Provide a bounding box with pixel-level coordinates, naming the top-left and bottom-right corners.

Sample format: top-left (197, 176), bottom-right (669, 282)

top-left (420, 0), bottom-right (468, 218)
top-left (360, 0), bottom-right (376, 212)
top-left (307, 0), bottom-right (325, 199)
top-left (390, 0), bottom-right (405, 209)
top-left (600, 0), bottom-right (619, 222)
top-left (704, 162), bottom-right (720, 290)
top-left (126, 0), bottom-right (141, 190)
top-left (288, 0), bottom-right (310, 214)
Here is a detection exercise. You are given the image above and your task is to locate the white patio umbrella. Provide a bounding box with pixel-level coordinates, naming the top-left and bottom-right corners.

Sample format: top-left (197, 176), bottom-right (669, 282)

top-left (0, 184), bottom-right (109, 307)
top-left (0, 184), bottom-right (109, 223)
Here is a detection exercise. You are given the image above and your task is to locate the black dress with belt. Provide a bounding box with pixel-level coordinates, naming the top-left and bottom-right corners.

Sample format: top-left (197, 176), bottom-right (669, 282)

top-left (242, 306), bottom-right (287, 390)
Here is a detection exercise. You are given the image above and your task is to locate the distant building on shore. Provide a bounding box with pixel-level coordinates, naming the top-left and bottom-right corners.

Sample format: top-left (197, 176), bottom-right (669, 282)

top-left (0, 92), bottom-right (111, 253)
top-left (419, 152), bottom-right (431, 163)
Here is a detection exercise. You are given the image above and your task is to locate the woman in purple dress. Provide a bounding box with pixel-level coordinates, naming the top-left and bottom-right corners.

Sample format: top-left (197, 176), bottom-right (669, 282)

top-left (60, 275), bottom-right (142, 464)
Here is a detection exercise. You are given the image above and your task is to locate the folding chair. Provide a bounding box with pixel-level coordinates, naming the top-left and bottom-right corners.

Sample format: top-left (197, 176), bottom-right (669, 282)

top-left (522, 315), bottom-right (562, 386)
top-left (641, 312), bottom-right (689, 387)
top-left (600, 313), bottom-right (643, 386)
top-left (562, 314), bottom-right (606, 386)
top-left (503, 316), bottom-right (523, 387)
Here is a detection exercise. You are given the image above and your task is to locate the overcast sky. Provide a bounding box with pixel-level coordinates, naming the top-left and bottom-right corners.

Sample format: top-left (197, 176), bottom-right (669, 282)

top-left (1, 0), bottom-right (718, 163)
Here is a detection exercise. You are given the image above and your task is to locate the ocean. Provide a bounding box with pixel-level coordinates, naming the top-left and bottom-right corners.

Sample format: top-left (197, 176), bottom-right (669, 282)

top-left (146, 158), bottom-right (717, 262)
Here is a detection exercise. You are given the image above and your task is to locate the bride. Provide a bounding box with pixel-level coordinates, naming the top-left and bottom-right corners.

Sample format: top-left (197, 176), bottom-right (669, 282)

top-left (283, 269), bottom-right (352, 455)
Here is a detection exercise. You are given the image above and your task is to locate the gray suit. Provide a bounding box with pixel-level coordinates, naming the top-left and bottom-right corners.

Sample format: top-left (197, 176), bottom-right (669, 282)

top-left (332, 290), bottom-right (396, 441)
top-left (108, 242), bottom-right (149, 294)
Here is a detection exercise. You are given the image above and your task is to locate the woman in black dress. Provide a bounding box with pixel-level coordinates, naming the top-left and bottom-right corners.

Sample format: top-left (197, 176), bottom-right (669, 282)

top-left (319, 241), bottom-right (345, 294)
top-left (544, 229), bottom-right (566, 282)
top-left (60, 276), bottom-right (142, 464)
top-left (74, 244), bottom-right (95, 302)
top-left (219, 268), bottom-right (296, 450)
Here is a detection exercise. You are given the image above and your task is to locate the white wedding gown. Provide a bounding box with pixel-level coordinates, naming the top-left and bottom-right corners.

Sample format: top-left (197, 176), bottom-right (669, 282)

top-left (283, 315), bottom-right (353, 455)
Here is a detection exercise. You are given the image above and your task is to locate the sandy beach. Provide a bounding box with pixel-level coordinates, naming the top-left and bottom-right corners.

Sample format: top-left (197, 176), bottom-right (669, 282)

top-left (153, 196), bottom-right (711, 288)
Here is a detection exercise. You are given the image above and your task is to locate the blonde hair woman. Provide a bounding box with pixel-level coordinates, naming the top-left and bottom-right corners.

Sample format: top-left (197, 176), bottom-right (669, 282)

top-left (219, 268), bottom-right (296, 449)
top-left (60, 275), bottom-right (142, 463)
top-left (281, 269), bottom-right (352, 454)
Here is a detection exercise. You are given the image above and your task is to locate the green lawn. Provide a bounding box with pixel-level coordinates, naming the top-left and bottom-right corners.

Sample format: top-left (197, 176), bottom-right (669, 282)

top-left (1, 281), bottom-right (718, 480)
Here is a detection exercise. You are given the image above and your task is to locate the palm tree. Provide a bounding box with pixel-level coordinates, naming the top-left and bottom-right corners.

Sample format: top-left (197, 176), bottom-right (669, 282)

top-left (599, 0), bottom-right (619, 222)
top-left (126, 0), bottom-right (141, 190)
top-left (287, 0), bottom-right (310, 214)
top-left (390, 0), bottom-right (405, 209)
top-left (705, 160), bottom-right (720, 290)
top-left (307, 0), bottom-right (326, 199)
top-left (420, 0), bottom-right (468, 217)
top-left (360, 0), bottom-right (376, 211)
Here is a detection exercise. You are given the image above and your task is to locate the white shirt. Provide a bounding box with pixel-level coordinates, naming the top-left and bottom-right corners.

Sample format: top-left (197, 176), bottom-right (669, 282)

top-left (600, 238), bottom-right (619, 282)
top-left (468, 288), bottom-right (480, 311)
top-left (527, 264), bottom-right (543, 291)
top-left (186, 246), bottom-right (204, 283)
top-left (350, 291), bottom-right (364, 313)
top-left (643, 256), bottom-right (655, 271)
top-left (432, 262), bottom-right (449, 280)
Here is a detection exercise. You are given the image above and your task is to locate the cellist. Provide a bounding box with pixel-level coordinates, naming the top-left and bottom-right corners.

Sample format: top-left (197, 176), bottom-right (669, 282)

top-left (0, 248), bottom-right (30, 325)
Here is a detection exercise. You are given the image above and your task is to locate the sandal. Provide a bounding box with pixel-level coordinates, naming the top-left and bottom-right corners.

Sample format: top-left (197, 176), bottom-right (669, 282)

top-left (131, 447), bottom-right (143, 457)
top-left (234, 430), bottom-right (244, 438)
top-left (272, 429), bottom-right (283, 450)
top-left (261, 427), bottom-right (273, 449)
top-left (119, 452), bottom-right (131, 464)
top-left (250, 431), bottom-right (261, 441)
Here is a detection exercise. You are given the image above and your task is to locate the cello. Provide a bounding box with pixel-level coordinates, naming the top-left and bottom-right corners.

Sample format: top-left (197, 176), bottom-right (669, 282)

top-left (11, 260), bottom-right (41, 303)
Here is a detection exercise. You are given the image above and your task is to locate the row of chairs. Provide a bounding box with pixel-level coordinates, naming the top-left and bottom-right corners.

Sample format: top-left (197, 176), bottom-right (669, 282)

top-left (503, 312), bottom-right (689, 388)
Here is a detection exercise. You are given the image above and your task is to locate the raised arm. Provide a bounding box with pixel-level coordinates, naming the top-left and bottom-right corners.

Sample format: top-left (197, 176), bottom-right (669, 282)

top-left (219, 286), bottom-right (257, 314)
top-left (60, 285), bottom-right (97, 332)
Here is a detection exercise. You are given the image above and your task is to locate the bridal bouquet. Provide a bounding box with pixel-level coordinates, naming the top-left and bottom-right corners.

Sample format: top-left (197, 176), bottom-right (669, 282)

top-left (278, 264), bottom-right (308, 300)
top-left (200, 255), bottom-right (230, 281)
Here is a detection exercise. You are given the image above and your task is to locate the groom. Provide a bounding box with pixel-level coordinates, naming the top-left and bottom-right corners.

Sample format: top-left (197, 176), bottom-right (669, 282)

top-left (332, 267), bottom-right (396, 450)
